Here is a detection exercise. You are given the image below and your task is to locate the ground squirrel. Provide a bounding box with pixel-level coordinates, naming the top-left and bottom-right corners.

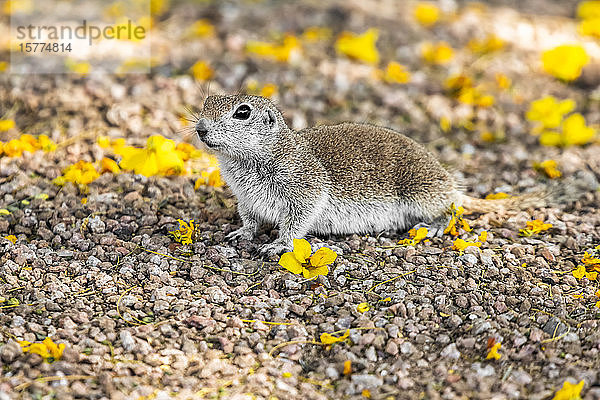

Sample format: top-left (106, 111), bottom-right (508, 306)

top-left (194, 94), bottom-right (537, 256)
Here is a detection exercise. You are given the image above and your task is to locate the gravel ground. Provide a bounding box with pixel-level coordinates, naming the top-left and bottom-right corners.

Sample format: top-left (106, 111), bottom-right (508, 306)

top-left (1, 0), bottom-right (600, 399)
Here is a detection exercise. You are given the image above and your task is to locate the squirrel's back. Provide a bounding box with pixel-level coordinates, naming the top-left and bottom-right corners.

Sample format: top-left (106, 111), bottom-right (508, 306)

top-left (298, 122), bottom-right (458, 204)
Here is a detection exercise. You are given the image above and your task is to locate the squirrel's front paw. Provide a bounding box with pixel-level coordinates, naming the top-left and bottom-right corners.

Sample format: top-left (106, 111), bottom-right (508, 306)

top-left (226, 226), bottom-right (255, 241)
top-left (258, 241), bottom-right (292, 258)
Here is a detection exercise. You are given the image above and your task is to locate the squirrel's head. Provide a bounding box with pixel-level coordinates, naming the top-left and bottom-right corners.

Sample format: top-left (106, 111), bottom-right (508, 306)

top-left (195, 94), bottom-right (287, 159)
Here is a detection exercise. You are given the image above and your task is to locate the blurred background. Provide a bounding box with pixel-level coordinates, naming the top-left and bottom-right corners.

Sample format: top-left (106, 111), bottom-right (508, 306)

top-left (0, 0), bottom-right (599, 194)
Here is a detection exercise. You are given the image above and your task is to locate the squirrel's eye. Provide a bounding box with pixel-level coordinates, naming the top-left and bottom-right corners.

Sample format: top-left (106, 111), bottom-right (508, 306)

top-left (233, 104), bottom-right (251, 120)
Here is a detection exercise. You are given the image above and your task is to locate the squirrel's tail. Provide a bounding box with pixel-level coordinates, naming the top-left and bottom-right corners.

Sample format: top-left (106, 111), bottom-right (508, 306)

top-left (460, 191), bottom-right (547, 214)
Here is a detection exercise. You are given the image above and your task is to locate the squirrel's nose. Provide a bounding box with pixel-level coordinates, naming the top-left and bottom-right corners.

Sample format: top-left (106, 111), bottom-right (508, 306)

top-left (196, 118), bottom-right (209, 139)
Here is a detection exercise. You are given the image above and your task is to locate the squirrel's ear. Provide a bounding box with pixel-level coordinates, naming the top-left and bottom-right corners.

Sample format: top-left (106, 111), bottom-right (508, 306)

top-left (264, 109), bottom-right (278, 132)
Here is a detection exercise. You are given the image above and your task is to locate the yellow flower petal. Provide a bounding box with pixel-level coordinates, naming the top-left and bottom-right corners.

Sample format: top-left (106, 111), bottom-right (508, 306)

top-left (320, 329), bottom-right (350, 345)
top-left (485, 192), bottom-right (510, 200)
top-left (343, 360), bottom-right (352, 375)
top-left (292, 238), bottom-right (312, 264)
top-left (97, 136), bottom-right (111, 148)
top-left (478, 231), bottom-right (488, 242)
top-left (383, 61), bottom-right (411, 84)
top-left (156, 147), bottom-right (185, 175)
top-left (279, 252), bottom-right (303, 275)
top-left (0, 119), bottom-right (15, 131)
top-left (542, 45), bottom-right (589, 81)
top-left (413, 227), bottom-right (428, 243)
top-left (534, 159), bottom-right (562, 179)
top-left (552, 380), bottom-right (584, 400)
top-left (188, 19), bottom-right (215, 37)
top-left (335, 28), bottom-right (380, 65)
top-left (20, 337), bottom-right (64, 362)
top-left (572, 265), bottom-right (586, 279)
top-left (421, 41), bottom-right (454, 65)
top-left (486, 342), bottom-right (501, 360)
top-left (189, 61), bottom-right (213, 81)
top-left (467, 34), bottom-right (504, 54)
top-left (539, 131), bottom-right (563, 147)
top-left (246, 35), bottom-right (301, 63)
top-left (302, 264), bottom-right (329, 279)
top-left (100, 157), bottom-right (121, 174)
top-left (452, 238), bottom-right (481, 251)
top-left (4, 235), bottom-right (17, 244)
top-left (577, 1), bottom-right (600, 19)
top-left (309, 247), bottom-right (338, 267)
top-left (561, 113), bottom-right (596, 146)
top-left (527, 96), bottom-right (575, 129)
top-left (414, 2), bottom-right (440, 27)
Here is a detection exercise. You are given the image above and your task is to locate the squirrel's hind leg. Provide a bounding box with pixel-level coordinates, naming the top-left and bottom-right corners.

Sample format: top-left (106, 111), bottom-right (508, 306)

top-left (411, 214), bottom-right (451, 238)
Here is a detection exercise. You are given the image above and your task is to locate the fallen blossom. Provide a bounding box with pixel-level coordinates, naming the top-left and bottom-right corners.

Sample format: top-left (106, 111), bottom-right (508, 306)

top-left (119, 135), bottom-right (185, 177)
top-left (301, 26), bottom-right (332, 42)
top-left (467, 34), bottom-right (505, 54)
top-left (486, 342), bottom-right (501, 360)
top-left (485, 192), bottom-right (510, 200)
top-left (399, 227), bottom-right (428, 245)
top-left (53, 161), bottom-right (100, 187)
top-left (542, 45), bottom-right (589, 81)
top-left (452, 238), bottom-right (481, 252)
top-left (196, 168), bottom-right (224, 188)
top-left (421, 41), bottom-right (454, 65)
top-left (175, 142), bottom-right (204, 161)
top-left (576, 0), bottom-right (600, 38)
top-left (169, 219), bottom-right (195, 245)
top-left (188, 19), bottom-right (215, 38)
top-left (279, 239), bottom-right (337, 279)
top-left (526, 96), bottom-right (575, 130)
top-left (100, 157), bottom-right (120, 174)
top-left (444, 74), bottom-right (493, 107)
top-left (335, 28), bottom-right (380, 65)
top-left (343, 360), bottom-right (352, 375)
top-left (0, 119), bottom-right (15, 131)
top-left (572, 264), bottom-right (597, 281)
top-left (414, 2), bottom-right (440, 27)
top-left (356, 303), bottom-right (370, 313)
top-left (577, 1), bottom-right (600, 19)
top-left (540, 113), bottom-right (596, 147)
top-left (579, 17), bottom-right (600, 38)
top-left (582, 251), bottom-right (600, 266)
top-left (520, 220), bottom-right (552, 236)
top-left (18, 337), bottom-right (65, 363)
top-left (495, 73), bottom-right (511, 89)
top-left (65, 59), bottom-right (91, 75)
top-left (445, 203), bottom-right (471, 236)
top-left (382, 62), bottom-right (411, 84)
top-left (4, 235), bottom-right (16, 244)
top-left (259, 83), bottom-right (278, 98)
top-left (320, 329), bottom-right (349, 345)
top-left (189, 61), bottom-right (213, 81)
top-left (478, 231), bottom-right (488, 242)
top-left (1, 134), bottom-right (57, 157)
top-left (246, 35), bottom-right (302, 63)
top-left (552, 380), bottom-right (584, 400)
top-left (534, 159), bottom-right (562, 179)
top-left (440, 117), bottom-right (451, 133)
